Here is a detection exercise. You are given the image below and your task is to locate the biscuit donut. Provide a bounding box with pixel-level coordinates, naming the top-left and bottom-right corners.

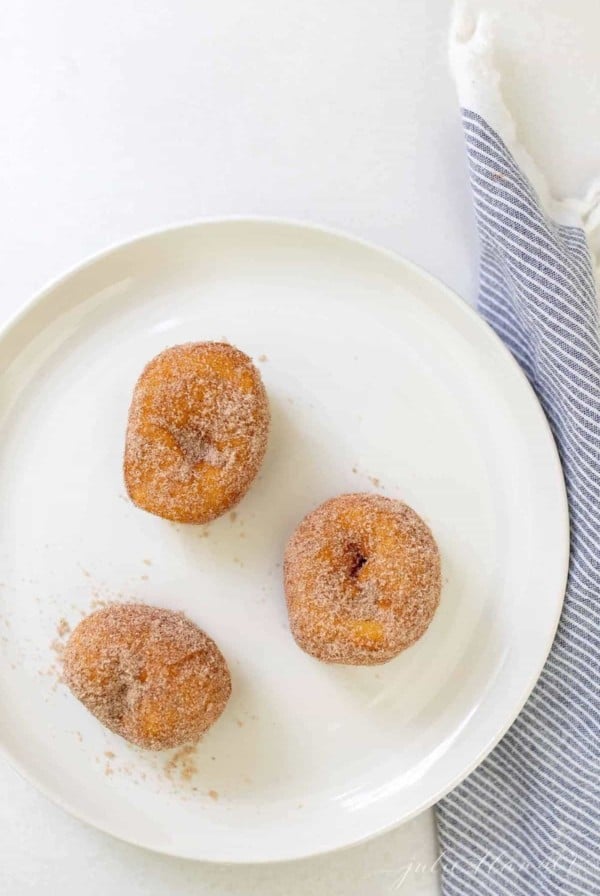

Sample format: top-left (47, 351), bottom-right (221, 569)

top-left (124, 342), bottom-right (269, 523)
top-left (284, 493), bottom-right (441, 665)
top-left (63, 604), bottom-right (231, 750)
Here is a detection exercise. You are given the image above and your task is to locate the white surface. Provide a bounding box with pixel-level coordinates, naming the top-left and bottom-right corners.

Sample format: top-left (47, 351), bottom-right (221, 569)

top-left (0, 219), bottom-right (568, 861)
top-left (0, 0), bottom-right (598, 893)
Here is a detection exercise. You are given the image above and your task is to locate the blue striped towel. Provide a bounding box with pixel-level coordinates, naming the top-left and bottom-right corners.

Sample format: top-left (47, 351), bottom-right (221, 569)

top-left (436, 12), bottom-right (600, 896)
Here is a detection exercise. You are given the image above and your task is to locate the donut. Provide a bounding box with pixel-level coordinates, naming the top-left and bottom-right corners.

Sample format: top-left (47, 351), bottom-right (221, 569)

top-left (124, 342), bottom-right (269, 523)
top-left (284, 493), bottom-right (441, 665)
top-left (62, 604), bottom-right (231, 750)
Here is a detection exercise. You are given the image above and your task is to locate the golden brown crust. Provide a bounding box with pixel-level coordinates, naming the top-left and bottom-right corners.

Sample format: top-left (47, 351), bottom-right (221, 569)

top-left (284, 493), bottom-right (441, 665)
top-left (124, 342), bottom-right (269, 523)
top-left (62, 604), bottom-right (232, 750)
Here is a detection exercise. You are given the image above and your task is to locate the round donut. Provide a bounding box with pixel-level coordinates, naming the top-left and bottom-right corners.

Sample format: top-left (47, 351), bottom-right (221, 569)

top-left (62, 604), bottom-right (231, 750)
top-left (284, 493), bottom-right (441, 665)
top-left (124, 342), bottom-right (269, 523)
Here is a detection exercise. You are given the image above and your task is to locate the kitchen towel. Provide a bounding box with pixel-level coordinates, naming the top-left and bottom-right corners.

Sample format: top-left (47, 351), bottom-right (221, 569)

top-left (436, 9), bottom-right (600, 895)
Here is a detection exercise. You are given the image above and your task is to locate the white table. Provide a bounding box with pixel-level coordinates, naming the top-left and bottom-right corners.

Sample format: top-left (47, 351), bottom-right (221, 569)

top-left (1, 1), bottom-right (598, 893)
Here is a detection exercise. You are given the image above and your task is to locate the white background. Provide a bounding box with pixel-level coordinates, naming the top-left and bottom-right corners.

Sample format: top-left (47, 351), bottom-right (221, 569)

top-left (1, 1), bottom-right (598, 893)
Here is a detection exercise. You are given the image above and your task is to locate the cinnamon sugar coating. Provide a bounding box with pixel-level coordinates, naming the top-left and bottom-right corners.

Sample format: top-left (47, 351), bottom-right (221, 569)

top-left (124, 342), bottom-right (269, 523)
top-left (284, 494), bottom-right (441, 665)
top-left (63, 604), bottom-right (231, 750)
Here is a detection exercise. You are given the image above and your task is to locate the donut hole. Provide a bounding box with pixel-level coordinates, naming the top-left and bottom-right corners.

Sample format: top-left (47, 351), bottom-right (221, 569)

top-left (284, 494), bottom-right (441, 664)
top-left (64, 605), bottom-right (232, 749)
top-left (125, 342), bottom-right (269, 523)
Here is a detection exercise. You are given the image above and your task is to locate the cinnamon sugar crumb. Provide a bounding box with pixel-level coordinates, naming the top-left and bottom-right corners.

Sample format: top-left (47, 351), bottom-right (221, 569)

top-left (57, 618), bottom-right (70, 638)
top-left (51, 639), bottom-right (65, 659)
top-left (165, 745), bottom-right (198, 782)
top-left (208, 789), bottom-right (219, 801)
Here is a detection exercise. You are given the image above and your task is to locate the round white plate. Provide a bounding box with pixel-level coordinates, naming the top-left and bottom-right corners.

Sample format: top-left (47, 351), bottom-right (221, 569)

top-left (0, 219), bottom-right (568, 863)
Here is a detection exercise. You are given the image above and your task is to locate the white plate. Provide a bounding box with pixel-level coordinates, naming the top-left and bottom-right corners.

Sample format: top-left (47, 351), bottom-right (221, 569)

top-left (0, 219), bottom-right (568, 863)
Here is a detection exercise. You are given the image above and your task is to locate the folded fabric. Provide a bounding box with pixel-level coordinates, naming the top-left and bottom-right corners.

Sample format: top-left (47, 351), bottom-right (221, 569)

top-left (436, 11), bottom-right (600, 896)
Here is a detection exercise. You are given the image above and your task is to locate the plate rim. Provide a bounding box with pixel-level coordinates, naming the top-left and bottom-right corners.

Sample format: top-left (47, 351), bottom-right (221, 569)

top-left (0, 215), bottom-right (570, 863)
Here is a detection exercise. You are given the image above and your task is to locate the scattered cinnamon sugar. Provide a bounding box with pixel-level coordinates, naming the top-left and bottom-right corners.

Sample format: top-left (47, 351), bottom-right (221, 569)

top-left (351, 467), bottom-right (383, 489)
top-left (257, 354), bottom-right (268, 362)
top-left (229, 511), bottom-right (238, 522)
top-left (47, 617), bottom-right (71, 678)
top-left (50, 639), bottom-right (66, 660)
top-left (165, 745), bottom-right (198, 782)
top-left (104, 750), bottom-right (116, 759)
top-left (208, 789), bottom-right (219, 801)
top-left (42, 634), bottom-right (68, 688)
top-left (143, 559), bottom-right (152, 566)
top-left (284, 493), bottom-right (441, 665)
top-left (123, 342), bottom-right (270, 524)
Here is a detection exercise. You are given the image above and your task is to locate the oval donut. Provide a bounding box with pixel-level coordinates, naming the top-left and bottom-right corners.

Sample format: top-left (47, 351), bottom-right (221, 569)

top-left (62, 604), bottom-right (232, 750)
top-left (284, 493), bottom-right (441, 665)
top-left (124, 342), bottom-right (269, 523)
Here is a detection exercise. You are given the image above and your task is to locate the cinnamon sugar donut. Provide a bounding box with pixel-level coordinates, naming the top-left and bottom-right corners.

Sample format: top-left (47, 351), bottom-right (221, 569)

top-left (284, 494), bottom-right (441, 665)
top-left (63, 604), bottom-right (231, 750)
top-left (124, 342), bottom-right (269, 523)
